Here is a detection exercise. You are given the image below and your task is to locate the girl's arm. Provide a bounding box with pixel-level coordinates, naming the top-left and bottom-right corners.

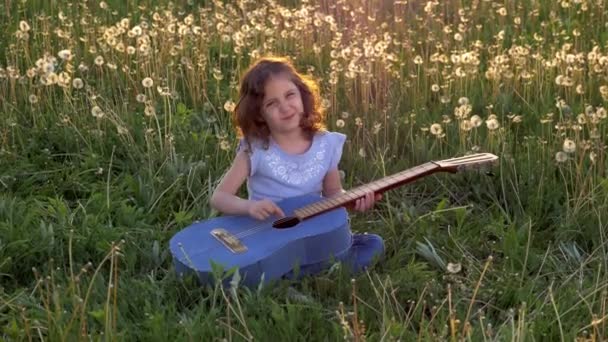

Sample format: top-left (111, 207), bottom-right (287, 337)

top-left (210, 151), bottom-right (251, 215)
top-left (210, 151), bottom-right (285, 219)
top-left (322, 169), bottom-right (381, 212)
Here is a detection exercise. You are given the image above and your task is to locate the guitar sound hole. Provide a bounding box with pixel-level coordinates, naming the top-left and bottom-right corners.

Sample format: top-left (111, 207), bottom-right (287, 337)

top-left (272, 216), bottom-right (300, 229)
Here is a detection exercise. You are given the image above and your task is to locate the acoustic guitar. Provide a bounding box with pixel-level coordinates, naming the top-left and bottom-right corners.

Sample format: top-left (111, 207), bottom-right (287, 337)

top-left (169, 153), bottom-right (498, 287)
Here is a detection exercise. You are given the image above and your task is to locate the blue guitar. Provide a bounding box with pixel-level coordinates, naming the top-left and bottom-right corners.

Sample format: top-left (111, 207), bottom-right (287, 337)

top-left (169, 153), bottom-right (498, 287)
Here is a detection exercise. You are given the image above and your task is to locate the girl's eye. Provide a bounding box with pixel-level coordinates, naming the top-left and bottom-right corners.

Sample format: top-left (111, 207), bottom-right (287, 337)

top-left (286, 92), bottom-right (294, 98)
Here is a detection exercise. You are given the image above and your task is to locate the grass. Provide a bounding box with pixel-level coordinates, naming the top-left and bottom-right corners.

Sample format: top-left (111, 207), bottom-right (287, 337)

top-left (1, 0), bottom-right (608, 340)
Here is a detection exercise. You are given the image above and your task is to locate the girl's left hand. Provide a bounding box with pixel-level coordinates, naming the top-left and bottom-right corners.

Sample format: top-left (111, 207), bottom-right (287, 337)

top-left (353, 191), bottom-right (382, 212)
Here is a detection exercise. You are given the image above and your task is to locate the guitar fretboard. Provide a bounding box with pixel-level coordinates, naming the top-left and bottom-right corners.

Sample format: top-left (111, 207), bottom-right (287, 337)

top-left (293, 162), bottom-right (441, 220)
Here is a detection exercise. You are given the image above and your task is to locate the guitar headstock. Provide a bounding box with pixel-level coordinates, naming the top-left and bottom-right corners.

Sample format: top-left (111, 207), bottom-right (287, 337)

top-left (433, 153), bottom-right (499, 172)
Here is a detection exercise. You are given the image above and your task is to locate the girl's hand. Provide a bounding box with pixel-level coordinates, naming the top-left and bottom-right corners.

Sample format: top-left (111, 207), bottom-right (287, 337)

top-left (247, 199), bottom-right (285, 220)
top-left (352, 191), bottom-right (382, 212)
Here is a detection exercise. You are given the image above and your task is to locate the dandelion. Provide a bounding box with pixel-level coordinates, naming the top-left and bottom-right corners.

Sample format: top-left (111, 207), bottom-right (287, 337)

top-left (57, 49), bottom-right (72, 61)
top-left (458, 97), bottom-right (469, 106)
top-left (141, 77), bottom-right (154, 88)
top-left (72, 78), bottom-right (84, 89)
top-left (341, 112), bottom-right (350, 119)
top-left (511, 115), bottom-right (523, 123)
top-left (460, 120), bottom-right (473, 132)
top-left (563, 139), bottom-right (576, 153)
top-left (223, 100), bottom-right (236, 112)
top-left (446, 262), bottom-right (462, 274)
top-left (590, 151), bottom-right (597, 164)
top-left (358, 148), bottom-right (366, 158)
top-left (600, 85), bottom-right (608, 100)
top-left (596, 107), bottom-right (606, 119)
top-left (28, 94), bottom-right (38, 104)
top-left (336, 119), bottom-right (345, 128)
top-left (577, 114), bottom-right (587, 124)
top-left (19, 21), bottom-right (30, 32)
top-left (470, 115), bottom-right (483, 127)
top-left (212, 67), bottom-right (223, 81)
top-left (91, 106), bottom-right (105, 118)
top-left (220, 140), bottom-right (231, 151)
top-left (116, 126), bottom-right (128, 135)
top-left (486, 118), bottom-right (500, 131)
top-left (94, 56), bottom-right (104, 66)
top-left (355, 117), bottom-right (363, 127)
top-left (555, 151), bottom-right (568, 163)
top-left (136, 94), bottom-right (146, 103)
top-left (431, 84), bottom-right (440, 92)
top-left (78, 63), bottom-right (89, 73)
top-left (430, 123), bottom-right (443, 136)
top-left (144, 105), bottom-right (155, 116)
top-left (126, 46), bottom-right (136, 55)
top-left (413, 55), bottom-right (423, 65)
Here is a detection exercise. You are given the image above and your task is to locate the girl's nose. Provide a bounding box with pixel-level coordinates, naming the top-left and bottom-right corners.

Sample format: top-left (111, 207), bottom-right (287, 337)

top-left (278, 101), bottom-right (289, 113)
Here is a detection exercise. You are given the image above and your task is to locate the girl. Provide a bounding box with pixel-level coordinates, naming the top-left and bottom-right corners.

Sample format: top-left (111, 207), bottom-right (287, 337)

top-left (210, 56), bottom-right (384, 276)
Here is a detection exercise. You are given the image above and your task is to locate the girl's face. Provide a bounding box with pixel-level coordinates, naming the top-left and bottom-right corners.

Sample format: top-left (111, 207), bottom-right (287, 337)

top-left (261, 74), bottom-right (304, 136)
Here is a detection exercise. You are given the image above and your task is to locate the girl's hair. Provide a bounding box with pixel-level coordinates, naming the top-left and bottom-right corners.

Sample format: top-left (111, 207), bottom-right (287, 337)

top-left (233, 56), bottom-right (325, 146)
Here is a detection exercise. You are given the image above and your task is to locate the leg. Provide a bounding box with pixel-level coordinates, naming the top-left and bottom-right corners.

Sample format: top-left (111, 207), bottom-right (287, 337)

top-left (341, 233), bottom-right (384, 273)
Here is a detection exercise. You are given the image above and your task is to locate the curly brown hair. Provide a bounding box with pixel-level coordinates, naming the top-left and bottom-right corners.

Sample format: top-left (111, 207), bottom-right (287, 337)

top-left (233, 56), bottom-right (326, 148)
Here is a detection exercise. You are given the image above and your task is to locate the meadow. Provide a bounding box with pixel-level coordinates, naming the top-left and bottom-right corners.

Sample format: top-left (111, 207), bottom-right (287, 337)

top-left (1, 0), bottom-right (608, 340)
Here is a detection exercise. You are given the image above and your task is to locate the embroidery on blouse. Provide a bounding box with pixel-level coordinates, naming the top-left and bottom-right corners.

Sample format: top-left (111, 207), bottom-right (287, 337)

top-left (264, 140), bottom-right (328, 186)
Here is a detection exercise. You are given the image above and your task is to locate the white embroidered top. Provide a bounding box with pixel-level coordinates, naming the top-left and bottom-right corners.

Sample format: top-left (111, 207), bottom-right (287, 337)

top-left (238, 131), bottom-right (346, 202)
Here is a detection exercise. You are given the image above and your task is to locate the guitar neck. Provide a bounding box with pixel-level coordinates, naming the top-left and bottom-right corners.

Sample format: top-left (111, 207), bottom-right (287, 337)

top-left (294, 161), bottom-right (445, 220)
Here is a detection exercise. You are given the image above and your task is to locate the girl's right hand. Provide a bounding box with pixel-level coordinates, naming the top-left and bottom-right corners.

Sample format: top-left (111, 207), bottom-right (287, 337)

top-left (247, 199), bottom-right (285, 220)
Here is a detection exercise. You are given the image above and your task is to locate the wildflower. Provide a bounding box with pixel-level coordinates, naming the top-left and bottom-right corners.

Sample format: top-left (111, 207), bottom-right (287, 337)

top-left (590, 151), bottom-right (597, 164)
top-left (358, 148), bottom-right (366, 158)
top-left (57, 49), bottom-right (72, 61)
top-left (431, 84), bottom-right (440, 92)
top-left (91, 106), bottom-right (104, 118)
top-left (136, 94), bottom-right (146, 103)
top-left (470, 115), bottom-right (483, 127)
top-left (555, 151), bottom-right (568, 163)
top-left (486, 118), bottom-right (500, 131)
top-left (336, 119), bottom-right (345, 128)
top-left (446, 262), bottom-right (462, 274)
top-left (72, 78), bottom-right (84, 89)
top-left (577, 114), bottom-right (586, 124)
top-left (116, 126), bottom-right (128, 135)
top-left (19, 21), bottom-right (30, 32)
top-left (144, 105), bottom-right (155, 116)
top-left (430, 123), bottom-right (443, 136)
top-left (94, 56), bottom-right (104, 66)
top-left (596, 107), bottom-right (606, 119)
top-left (413, 55), bottom-right (423, 65)
top-left (458, 97), bottom-right (469, 106)
top-left (28, 94), bottom-right (38, 104)
top-left (563, 139), bottom-right (576, 153)
top-left (78, 63), bottom-right (89, 73)
top-left (341, 112), bottom-right (350, 119)
top-left (223, 100), bottom-right (236, 112)
top-left (141, 77), bottom-right (153, 88)
top-left (460, 120), bottom-right (473, 132)
top-left (220, 140), bottom-right (231, 151)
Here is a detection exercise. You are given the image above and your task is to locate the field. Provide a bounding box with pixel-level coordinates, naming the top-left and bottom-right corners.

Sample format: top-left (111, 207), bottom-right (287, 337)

top-left (1, 0), bottom-right (608, 340)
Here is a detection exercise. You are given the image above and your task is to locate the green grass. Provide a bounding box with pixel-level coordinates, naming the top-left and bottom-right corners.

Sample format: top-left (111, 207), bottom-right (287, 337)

top-left (1, 0), bottom-right (608, 340)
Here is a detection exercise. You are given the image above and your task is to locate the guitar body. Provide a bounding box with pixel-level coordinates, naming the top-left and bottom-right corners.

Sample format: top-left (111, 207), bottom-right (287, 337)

top-left (170, 194), bottom-right (351, 287)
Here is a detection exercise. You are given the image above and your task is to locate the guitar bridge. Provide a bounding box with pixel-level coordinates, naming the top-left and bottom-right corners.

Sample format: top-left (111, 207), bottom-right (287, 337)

top-left (211, 228), bottom-right (247, 254)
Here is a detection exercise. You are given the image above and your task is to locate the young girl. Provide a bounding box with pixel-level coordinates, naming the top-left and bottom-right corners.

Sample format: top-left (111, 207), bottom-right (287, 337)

top-left (210, 56), bottom-right (384, 277)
